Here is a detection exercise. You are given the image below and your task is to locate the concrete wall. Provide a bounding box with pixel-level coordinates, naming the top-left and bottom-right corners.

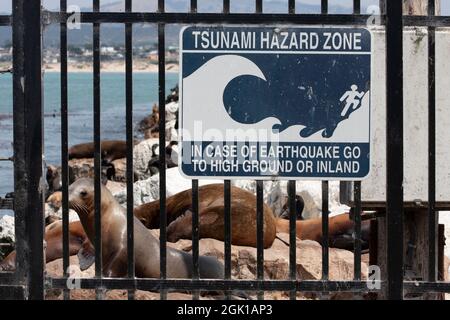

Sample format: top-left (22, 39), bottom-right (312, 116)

top-left (343, 27), bottom-right (450, 205)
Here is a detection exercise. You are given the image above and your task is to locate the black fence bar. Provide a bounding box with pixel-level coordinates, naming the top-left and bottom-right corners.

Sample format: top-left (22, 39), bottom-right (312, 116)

top-left (321, 181), bottom-right (329, 280)
top-left (256, 0), bottom-right (263, 13)
top-left (190, 0), bottom-right (199, 301)
top-left (93, 0), bottom-right (103, 300)
top-left (404, 281), bottom-right (450, 293)
top-left (224, 180), bottom-right (232, 300)
top-left (191, 179), bottom-right (200, 300)
top-left (190, 0), bottom-right (197, 13)
top-left (60, 0), bottom-right (70, 301)
top-left (353, 182), bottom-right (362, 280)
top-left (50, 278), bottom-right (377, 292)
top-left (0, 15), bottom-right (11, 26)
top-left (43, 11), bottom-right (450, 27)
top-left (427, 0), bottom-right (437, 284)
top-left (125, 0), bottom-right (135, 301)
top-left (223, 0), bottom-right (230, 14)
top-left (288, 0), bottom-right (295, 14)
top-left (288, 181), bottom-right (296, 300)
top-left (385, 1), bottom-right (404, 300)
top-left (158, 0), bottom-right (167, 301)
top-left (12, 0), bottom-right (45, 300)
top-left (256, 180), bottom-right (264, 300)
top-left (353, 0), bottom-right (361, 14)
top-left (321, 0), bottom-right (328, 14)
top-left (45, 12), bottom-right (382, 25)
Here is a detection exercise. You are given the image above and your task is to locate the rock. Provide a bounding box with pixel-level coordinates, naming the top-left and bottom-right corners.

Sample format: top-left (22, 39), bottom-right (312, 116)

top-left (132, 138), bottom-right (159, 180)
top-left (106, 180), bottom-right (126, 198)
top-left (165, 101), bottom-right (178, 141)
top-left (45, 256), bottom-right (227, 300)
top-left (0, 215), bottom-right (15, 243)
top-left (116, 167), bottom-right (217, 207)
top-left (68, 158), bottom-right (95, 180)
top-left (173, 234), bottom-right (367, 299)
top-left (111, 158), bottom-right (127, 182)
top-left (0, 215), bottom-right (15, 260)
top-left (44, 203), bottom-right (80, 222)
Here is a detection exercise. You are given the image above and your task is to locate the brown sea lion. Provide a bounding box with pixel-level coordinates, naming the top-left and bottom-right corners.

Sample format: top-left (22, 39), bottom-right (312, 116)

top-left (68, 178), bottom-right (224, 278)
top-left (275, 213), bottom-right (370, 250)
top-left (0, 220), bottom-right (92, 272)
top-left (68, 140), bottom-right (127, 164)
top-left (134, 184), bottom-right (277, 249)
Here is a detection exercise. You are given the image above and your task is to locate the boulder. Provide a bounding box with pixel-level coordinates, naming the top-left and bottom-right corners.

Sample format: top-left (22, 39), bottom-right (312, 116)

top-left (0, 215), bottom-right (15, 260)
top-left (116, 167), bottom-right (217, 207)
top-left (111, 158), bottom-right (127, 182)
top-left (151, 229), bottom-right (366, 299)
top-left (132, 138), bottom-right (159, 180)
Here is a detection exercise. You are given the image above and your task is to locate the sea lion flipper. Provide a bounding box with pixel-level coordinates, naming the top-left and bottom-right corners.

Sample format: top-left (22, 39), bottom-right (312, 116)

top-left (77, 240), bottom-right (95, 271)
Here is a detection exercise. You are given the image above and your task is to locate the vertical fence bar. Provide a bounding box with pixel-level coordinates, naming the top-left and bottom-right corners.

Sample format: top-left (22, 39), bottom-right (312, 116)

top-left (191, 179), bottom-right (200, 300)
top-left (60, 0), bottom-right (70, 301)
top-left (158, 0), bottom-right (167, 301)
top-left (256, 180), bottom-right (264, 300)
top-left (224, 180), bottom-right (232, 300)
top-left (93, 0), bottom-right (103, 300)
top-left (12, 0), bottom-right (27, 289)
top-left (288, 0), bottom-right (295, 14)
top-left (288, 181), bottom-right (296, 300)
top-left (321, 181), bottom-right (329, 281)
top-left (125, 0), bottom-right (135, 300)
top-left (427, 0), bottom-right (437, 283)
top-left (353, 181), bottom-right (362, 280)
top-left (353, 0), bottom-right (361, 14)
top-left (223, 0), bottom-right (231, 301)
top-left (321, 0), bottom-right (328, 14)
top-left (190, 0), bottom-right (199, 301)
top-left (386, 0), bottom-right (404, 300)
top-left (223, 0), bottom-right (230, 14)
top-left (12, 0), bottom-right (45, 300)
top-left (256, 0), bottom-right (263, 13)
top-left (190, 0), bottom-right (197, 13)
top-left (254, 0), bottom-right (264, 301)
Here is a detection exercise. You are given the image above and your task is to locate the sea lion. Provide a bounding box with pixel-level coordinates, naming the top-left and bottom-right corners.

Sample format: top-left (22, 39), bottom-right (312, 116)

top-left (145, 141), bottom-right (178, 176)
top-left (68, 140), bottom-right (127, 164)
top-left (278, 195), bottom-right (305, 220)
top-left (0, 220), bottom-right (92, 272)
top-left (47, 191), bottom-right (63, 209)
top-left (134, 184), bottom-right (277, 249)
top-left (275, 213), bottom-right (370, 250)
top-left (68, 178), bottom-right (224, 278)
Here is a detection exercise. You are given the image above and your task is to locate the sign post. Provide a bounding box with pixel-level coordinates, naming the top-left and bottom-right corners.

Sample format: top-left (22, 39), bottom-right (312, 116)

top-left (180, 26), bottom-right (371, 180)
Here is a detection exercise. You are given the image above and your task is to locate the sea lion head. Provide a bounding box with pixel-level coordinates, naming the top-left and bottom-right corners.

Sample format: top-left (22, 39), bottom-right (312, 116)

top-left (166, 210), bottom-right (193, 243)
top-left (68, 178), bottom-right (96, 217)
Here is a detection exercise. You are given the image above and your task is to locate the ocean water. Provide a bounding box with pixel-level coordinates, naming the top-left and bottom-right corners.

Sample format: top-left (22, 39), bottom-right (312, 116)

top-left (0, 72), bottom-right (179, 203)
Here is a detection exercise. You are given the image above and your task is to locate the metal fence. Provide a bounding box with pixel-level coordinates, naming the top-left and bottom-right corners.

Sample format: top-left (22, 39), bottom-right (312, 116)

top-left (0, 0), bottom-right (449, 300)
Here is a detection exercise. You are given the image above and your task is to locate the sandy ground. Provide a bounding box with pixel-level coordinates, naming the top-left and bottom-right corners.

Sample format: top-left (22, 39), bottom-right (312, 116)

top-left (44, 61), bottom-right (179, 73)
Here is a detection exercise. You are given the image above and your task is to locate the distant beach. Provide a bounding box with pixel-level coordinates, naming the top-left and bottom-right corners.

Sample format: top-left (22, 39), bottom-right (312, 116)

top-left (0, 61), bottom-right (180, 73)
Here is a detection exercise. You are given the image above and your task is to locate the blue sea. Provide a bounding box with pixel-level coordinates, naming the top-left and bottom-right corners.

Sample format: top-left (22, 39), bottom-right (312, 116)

top-left (0, 72), bottom-right (178, 213)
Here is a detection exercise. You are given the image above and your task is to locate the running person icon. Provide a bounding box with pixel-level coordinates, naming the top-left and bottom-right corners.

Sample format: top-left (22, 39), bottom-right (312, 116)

top-left (339, 85), bottom-right (365, 117)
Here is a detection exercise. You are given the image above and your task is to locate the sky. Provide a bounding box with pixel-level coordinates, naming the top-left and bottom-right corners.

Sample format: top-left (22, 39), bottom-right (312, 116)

top-left (0, 0), bottom-right (449, 14)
